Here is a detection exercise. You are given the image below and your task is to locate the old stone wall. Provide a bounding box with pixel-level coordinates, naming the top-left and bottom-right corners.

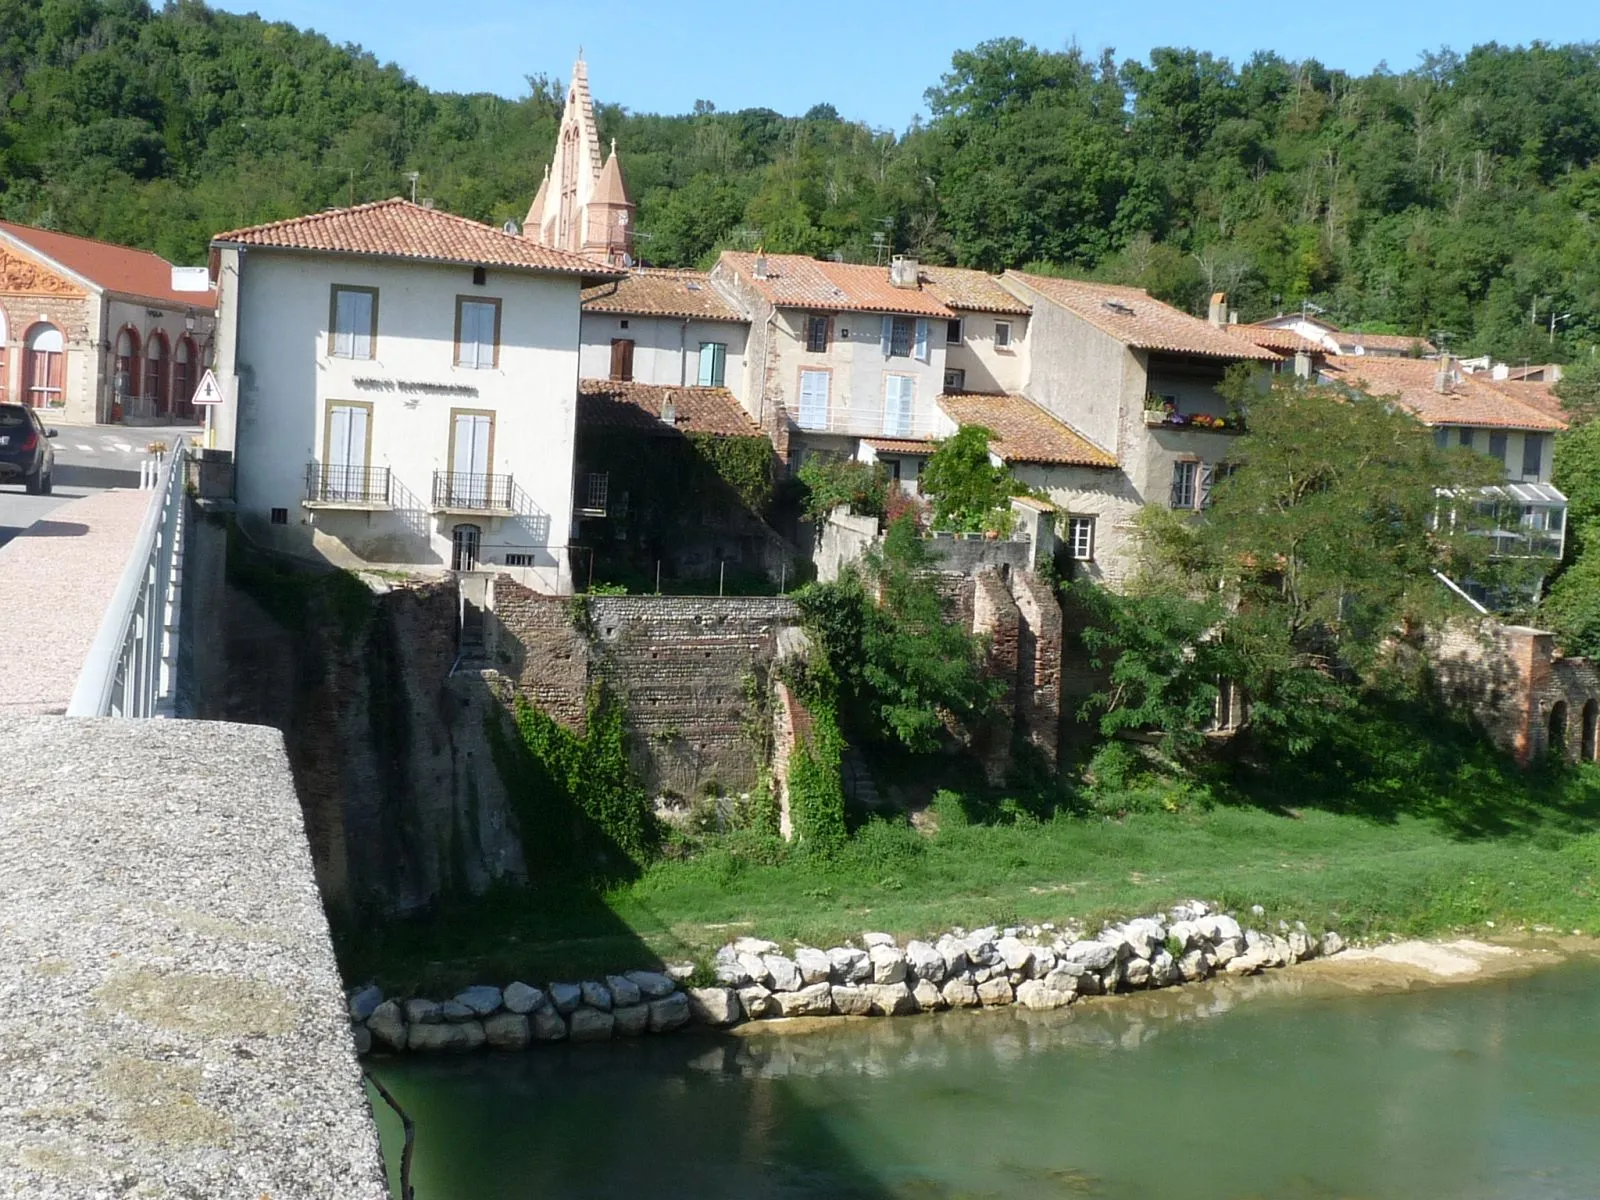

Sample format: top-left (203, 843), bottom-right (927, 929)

top-left (487, 581), bottom-right (800, 800)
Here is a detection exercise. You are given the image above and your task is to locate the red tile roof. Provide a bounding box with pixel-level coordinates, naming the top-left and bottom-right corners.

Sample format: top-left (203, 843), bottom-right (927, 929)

top-left (719, 252), bottom-right (955, 318)
top-left (1332, 330), bottom-right (1437, 355)
top-left (0, 221), bottom-right (214, 307)
top-left (577, 379), bottom-right (763, 438)
top-left (582, 269), bottom-right (741, 322)
top-left (213, 198), bottom-right (619, 279)
top-left (1485, 379), bottom-right (1566, 424)
top-left (937, 392), bottom-right (1117, 468)
top-left (863, 437), bottom-right (937, 456)
top-left (917, 266), bottom-right (1031, 315)
top-left (1231, 324), bottom-right (1325, 356)
top-left (1322, 358), bottom-right (1566, 431)
top-left (1004, 273), bottom-right (1278, 362)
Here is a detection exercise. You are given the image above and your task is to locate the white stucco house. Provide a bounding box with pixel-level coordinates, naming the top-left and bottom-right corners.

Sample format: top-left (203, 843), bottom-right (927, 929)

top-left (209, 198), bottom-right (622, 590)
top-left (579, 268), bottom-right (749, 402)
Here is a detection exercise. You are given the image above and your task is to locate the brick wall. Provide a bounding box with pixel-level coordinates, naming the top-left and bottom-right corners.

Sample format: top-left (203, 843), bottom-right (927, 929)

top-left (488, 581), bottom-right (800, 798)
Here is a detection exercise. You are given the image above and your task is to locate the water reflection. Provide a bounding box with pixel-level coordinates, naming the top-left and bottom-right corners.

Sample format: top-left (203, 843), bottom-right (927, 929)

top-left (368, 960), bottom-right (1600, 1200)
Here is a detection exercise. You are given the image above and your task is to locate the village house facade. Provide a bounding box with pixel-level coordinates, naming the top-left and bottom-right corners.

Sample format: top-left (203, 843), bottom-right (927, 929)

top-left (209, 198), bottom-right (620, 590)
top-left (579, 268), bottom-right (749, 403)
top-left (0, 221), bottom-right (214, 424)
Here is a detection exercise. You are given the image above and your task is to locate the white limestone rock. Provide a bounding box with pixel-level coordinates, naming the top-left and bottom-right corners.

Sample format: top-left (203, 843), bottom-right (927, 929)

top-left (763, 954), bottom-right (803, 993)
top-left (1041, 965), bottom-right (1083, 995)
top-left (569, 1007), bottom-right (616, 1042)
top-left (549, 982), bottom-right (583, 1015)
top-left (1269, 935), bottom-right (1293, 968)
top-left (774, 982), bottom-right (834, 1018)
top-left (483, 1012), bottom-right (530, 1049)
top-left (794, 947), bottom-right (833, 986)
top-left (606, 974), bottom-right (643, 1007)
top-left (1015, 979), bottom-right (1075, 1011)
top-left (863, 982), bottom-right (918, 1016)
top-left (625, 970), bottom-right (678, 999)
top-left (905, 940), bottom-right (947, 984)
top-left (366, 1001), bottom-right (407, 1052)
top-left (996, 936), bottom-right (1035, 974)
top-left (861, 931), bottom-right (897, 948)
top-left (935, 934), bottom-right (970, 976)
top-left (502, 982), bottom-right (545, 1014)
top-left (1062, 941), bottom-right (1118, 971)
top-left (1122, 917), bottom-right (1167, 960)
top-left (738, 985), bottom-right (779, 1020)
top-left (579, 981), bottom-right (613, 1011)
top-left (977, 977), bottom-right (1014, 1007)
top-left (1286, 931), bottom-right (1315, 963)
top-left (1320, 930), bottom-right (1346, 957)
top-left (869, 943), bottom-right (908, 985)
top-left (733, 937), bottom-right (779, 955)
top-left (612, 1004), bottom-right (650, 1036)
top-left (1177, 949), bottom-right (1213, 982)
top-left (531, 1007), bottom-right (567, 1041)
top-left (829, 985), bottom-right (874, 1016)
top-left (1123, 957), bottom-right (1153, 989)
top-left (964, 928), bottom-right (1000, 967)
top-left (648, 991), bottom-right (692, 1032)
top-left (1212, 938), bottom-right (1242, 966)
top-left (911, 978), bottom-right (947, 1011)
top-left (455, 985), bottom-right (503, 1016)
top-left (940, 975), bottom-right (981, 1008)
top-left (828, 946), bottom-right (872, 984)
top-left (1225, 953), bottom-right (1263, 976)
top-left (737, 952), bottom-right (772, 987)
top-left (1031, 947), bottom-right (1057, 975)
top-left (1167, 920), bottom-right (1199, 953)
top-left (687, 986), bottom-right (741, 1026)
top-left (348, 985), bottom-right (384, 1022)
top-left (1149, 949), bottom-right (1179, 988)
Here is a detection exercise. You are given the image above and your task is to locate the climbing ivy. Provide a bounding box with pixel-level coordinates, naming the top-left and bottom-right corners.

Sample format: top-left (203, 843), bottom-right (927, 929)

top-left (488, 686), bottom-right (657, 878)
top-left (686, 432), bottom-right (775, 515)
top-left (786, 698), bottom-right (847, 853)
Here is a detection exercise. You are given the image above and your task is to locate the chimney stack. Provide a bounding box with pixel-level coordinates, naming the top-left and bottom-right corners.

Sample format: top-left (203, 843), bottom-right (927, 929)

top-left (1293, 349), bottom-right (1313, 380)
top-left (1434, 355), bottom-right (1456, 394)
top-left (1208, 292), bottom-right (1229, 327)
top-left (753, 249), bottom-right (768, 280)
top-left (889, 254), bottom-right (920, 290)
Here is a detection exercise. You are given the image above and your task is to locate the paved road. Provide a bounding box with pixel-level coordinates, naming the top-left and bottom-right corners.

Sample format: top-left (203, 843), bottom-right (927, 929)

top-left (0, 422), bottom-right (200, 548)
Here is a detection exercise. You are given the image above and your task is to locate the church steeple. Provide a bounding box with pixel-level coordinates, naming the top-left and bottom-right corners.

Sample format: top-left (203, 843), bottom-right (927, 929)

top-left (525, 58), bottom-right (633, 267)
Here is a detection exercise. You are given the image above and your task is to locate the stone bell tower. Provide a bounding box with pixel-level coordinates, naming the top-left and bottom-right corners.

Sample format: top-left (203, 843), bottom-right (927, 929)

top-left (525, 58), bottom-right (634, 267)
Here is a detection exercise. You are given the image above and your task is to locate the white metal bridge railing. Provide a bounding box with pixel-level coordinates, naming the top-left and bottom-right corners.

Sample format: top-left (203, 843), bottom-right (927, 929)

top-left (66, 437), bottom-right (189, 718)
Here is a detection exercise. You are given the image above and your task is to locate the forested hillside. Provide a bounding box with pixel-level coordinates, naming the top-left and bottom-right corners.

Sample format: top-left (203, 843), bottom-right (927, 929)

top-left (3, 0), bottom-right (1600, 359)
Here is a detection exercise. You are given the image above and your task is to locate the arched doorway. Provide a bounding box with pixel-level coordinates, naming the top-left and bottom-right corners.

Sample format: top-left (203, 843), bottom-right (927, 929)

top-left (144, 331), bottom-right (169, 416)
top-left (172, 335), bottom-right (197, 420)
top-left (23, 323), bottom-right (64, 410)
top-left (1582, 700), bottom-right (1598, 763)
top-left (451, 523), bottom-right (482, 572)
top-left (114, 326), bottom-right (141, 412)
top-left (1549, 700), bottom-right (1569, 760)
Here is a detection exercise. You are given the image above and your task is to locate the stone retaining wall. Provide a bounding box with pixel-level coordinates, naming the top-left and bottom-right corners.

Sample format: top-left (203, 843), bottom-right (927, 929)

top-left (349, 902), bottom-right (1346, 1057)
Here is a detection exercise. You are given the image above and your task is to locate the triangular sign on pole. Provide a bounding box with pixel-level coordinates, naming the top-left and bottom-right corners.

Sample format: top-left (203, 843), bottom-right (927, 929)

top-left (191, 369), bottom-right (224, 407)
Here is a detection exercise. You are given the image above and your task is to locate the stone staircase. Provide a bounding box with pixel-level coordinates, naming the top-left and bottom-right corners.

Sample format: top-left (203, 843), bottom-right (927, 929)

top-left (841, 746), bottom-right (883, 810)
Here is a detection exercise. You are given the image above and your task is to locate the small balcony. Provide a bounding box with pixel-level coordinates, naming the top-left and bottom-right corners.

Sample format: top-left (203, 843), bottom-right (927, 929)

top-left (304, 462), bottom-right (391, 509)
top-left (431, 470), bottom-right (514, 515)
top-left (793, 407), bottom-right (940, 439)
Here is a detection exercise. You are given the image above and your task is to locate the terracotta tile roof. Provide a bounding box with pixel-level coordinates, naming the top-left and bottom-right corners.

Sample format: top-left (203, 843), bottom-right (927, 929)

top-left (1331, 330), bottom-right (1437, 355)
top-left (1322, 358), bottom-right (1566, 432)
top-left (1232, 324), bottom-right (1325, 355)
top-left (577, 379), bottom-right (763, 438)
top-left (937, 392), bottom-right (1117, 468)
top-left (0, 221), bottom-right (215, 307)
top-left (1485, 379), bottom-right (1566, 423)
top-left (864, 437), bottom-right (937, 456)
top-left (582, 269), bottom-right (741, 322)
top-left (212, 198), bottom-right (619, 279)
top-left (719, 252), bottom-right (955, 318)
top-left (917, 266), bottom-right (1030, 315)
top-left (1004, 272), bottom-right (1278, 362)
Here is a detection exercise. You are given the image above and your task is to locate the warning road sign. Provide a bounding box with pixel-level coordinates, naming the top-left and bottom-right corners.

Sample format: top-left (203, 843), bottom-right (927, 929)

top-left (191, 369), bottom-right (224, 407)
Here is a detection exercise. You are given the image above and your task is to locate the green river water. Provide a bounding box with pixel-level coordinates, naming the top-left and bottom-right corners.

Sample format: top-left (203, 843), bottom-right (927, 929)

top-left (367, 957), bottom-right (1600, 1199)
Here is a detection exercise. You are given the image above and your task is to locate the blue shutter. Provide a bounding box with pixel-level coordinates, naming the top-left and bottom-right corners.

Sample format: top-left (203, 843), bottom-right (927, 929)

top-left (881, 316), bottom-right (893, 357)
top-left (914, 319), bottom-right (929, 363)
top-left (698, 343), bottom-right (715, 386)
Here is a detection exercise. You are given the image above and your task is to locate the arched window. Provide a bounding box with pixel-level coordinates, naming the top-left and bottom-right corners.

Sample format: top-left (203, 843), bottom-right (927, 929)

top-left (115, 326), bottom-right (141, 401)
top-left (172, 336), bottom-right (196, 419)
top-left (24, 323), bottom-right (65, 409)
top-left (1549, 700), bottom-right (1569, 760)
top-left (145, 332), bottom-right (169, 416)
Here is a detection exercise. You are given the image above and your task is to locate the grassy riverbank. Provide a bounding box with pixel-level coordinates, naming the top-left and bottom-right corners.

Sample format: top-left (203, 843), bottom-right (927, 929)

top-left (338, 795), bottom-right (1600, 995)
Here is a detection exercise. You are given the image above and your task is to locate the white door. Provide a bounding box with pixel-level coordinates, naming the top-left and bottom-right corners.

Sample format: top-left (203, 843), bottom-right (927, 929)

top-left (883, 375), bottom-right (913, 436)
top-left (799, 370), bottom-right (830, 430)
top-left (453, 413), bottom-right (492, 506)
top-left (326, 404), bottom-right (368, 500)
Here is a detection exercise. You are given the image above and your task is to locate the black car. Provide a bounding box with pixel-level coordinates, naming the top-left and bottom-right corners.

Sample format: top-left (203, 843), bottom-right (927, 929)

top-left (0, 404), bottom-right (57, 494)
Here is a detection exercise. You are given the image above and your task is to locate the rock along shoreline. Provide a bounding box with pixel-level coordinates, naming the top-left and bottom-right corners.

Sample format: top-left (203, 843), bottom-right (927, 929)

top-left (349, 901), bottom-right (1352, 1056)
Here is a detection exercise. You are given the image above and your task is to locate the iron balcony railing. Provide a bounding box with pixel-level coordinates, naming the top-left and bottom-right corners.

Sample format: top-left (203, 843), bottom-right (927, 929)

top-left (306, 462), bottom-right (392, 506)
top-left (67, 438), bottom-right (189, 718)
top-left (792, 407), bottom-right (940, 439)
top-left (432, 470), bottom-right (514, 512)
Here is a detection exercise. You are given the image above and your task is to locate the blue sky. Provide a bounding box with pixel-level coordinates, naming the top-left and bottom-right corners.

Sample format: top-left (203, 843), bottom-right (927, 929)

top-left (221, 0), bottom-right (1600, 129)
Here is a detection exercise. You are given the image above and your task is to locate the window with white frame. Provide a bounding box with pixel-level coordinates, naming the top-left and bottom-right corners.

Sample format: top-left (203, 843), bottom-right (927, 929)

top-left (943, 367), bottom-right (966, 392)
top-left (804, 315), bottom-right (830, 353)
top-left (994, 320), bottom-right (1013, 348)
top-left (697, 341), bottom-right (727, 387)
top-left (330, 286), bottom-right (377, 359)
top-left (1067, 515), bottom-right (1095, 561)
top-left (1522, 434), bottom-right (1545, 479)
top-left (1170, 459), bottom-right (1199, 510)
top-left (946, 318), bottom-right (963, 345)
top-left (887, 316), bottom-right (914, 358)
